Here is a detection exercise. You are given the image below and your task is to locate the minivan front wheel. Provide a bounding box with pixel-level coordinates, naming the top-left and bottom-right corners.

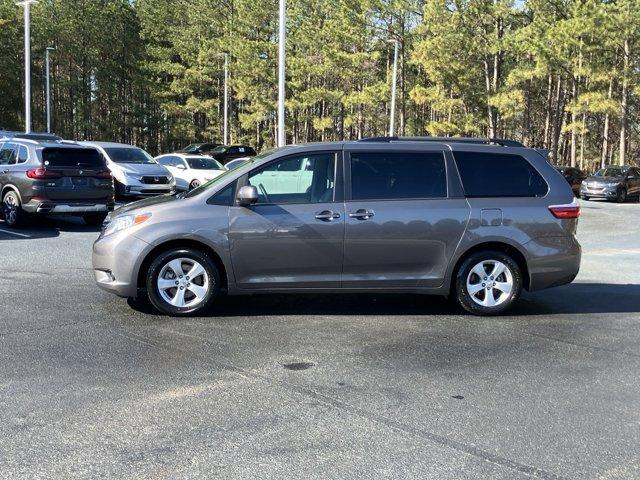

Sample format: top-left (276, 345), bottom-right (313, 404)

top-left (146, 248), bottom-right (220, 316)
top-left (455, 251), bottom-right (523, 316)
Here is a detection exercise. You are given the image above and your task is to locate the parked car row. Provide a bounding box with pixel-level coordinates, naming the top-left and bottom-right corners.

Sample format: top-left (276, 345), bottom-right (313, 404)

top-left (555, 164), bottom-right (640, 202)
top-left (0, 132), bottom-right (258, 228)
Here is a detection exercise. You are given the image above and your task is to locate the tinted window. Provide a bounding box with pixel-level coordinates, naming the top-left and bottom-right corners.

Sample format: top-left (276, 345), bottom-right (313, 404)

top-left (42, 148), bottom-right (105, 167)
top-left (0, 143), bottom-right (17, 165)
top-left (187, 157), bottom-right (224, 170)
top-left (207, 182), bottom-right (236, 206)
top-left (104, 147), bottom-right (155, 164)
top-left (350, 151), bottom-right (447, 200)
top-left (453, 152), bottom-right (547, 197)
top-left (248, 153), bottom-right (336, 204)
top-left (17, 145), bottom-right (29, 163)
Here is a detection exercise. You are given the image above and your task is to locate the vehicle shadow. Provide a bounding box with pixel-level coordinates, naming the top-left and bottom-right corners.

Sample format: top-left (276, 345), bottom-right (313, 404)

top-left (0, 216), bottom-right (100, 240)
top-left (128, 282), bottom-right (640, 317)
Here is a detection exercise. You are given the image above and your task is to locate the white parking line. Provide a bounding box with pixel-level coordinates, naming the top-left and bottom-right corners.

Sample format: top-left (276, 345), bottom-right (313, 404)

top-left (0, 228), bottom-right (31, 238)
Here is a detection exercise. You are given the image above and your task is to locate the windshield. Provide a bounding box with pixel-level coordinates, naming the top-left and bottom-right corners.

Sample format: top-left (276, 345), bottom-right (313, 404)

top-left (187, 157), bottom-right (224, 170)
top-left (183, 148), bottom-right (275, 198)
top-left (105, 147), bottom-right (156, 164)
top-left (594, 168), bottom-right (622, 177)
top-left (182, 144), bottom-right (201, 152)
top-left (210, 146), bottom-right (227, 154)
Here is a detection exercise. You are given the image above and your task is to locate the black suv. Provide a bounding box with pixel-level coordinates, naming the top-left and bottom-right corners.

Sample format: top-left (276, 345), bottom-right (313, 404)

top-left (209, 145), bottom-right (257, 165)
top-left (0, 136), bottom-right (115, 227)
top-left (555, 166), bottom-right (586, 196)
top-left (175, 143), bottom-right (222, 155)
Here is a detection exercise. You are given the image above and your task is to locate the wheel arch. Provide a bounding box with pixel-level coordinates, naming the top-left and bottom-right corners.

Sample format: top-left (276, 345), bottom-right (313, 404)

top-left (136, 238), bottom-right (229, 292)
top-left (1, 184), bottom-right (22, 203)
top-left (449, 241), bottom-right (530, 293)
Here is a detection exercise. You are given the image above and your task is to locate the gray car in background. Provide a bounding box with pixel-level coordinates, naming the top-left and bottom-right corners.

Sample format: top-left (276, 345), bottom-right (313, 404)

top-left (580, 165), bottom-right (640, 202)
top-left (93, 137), bottom-right (581, 316)
top-left (80, 142), bottom-right (175, 198)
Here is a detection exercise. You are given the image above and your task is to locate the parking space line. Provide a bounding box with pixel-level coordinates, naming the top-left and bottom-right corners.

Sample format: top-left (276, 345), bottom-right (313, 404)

top-left (0, 228), bottom-right (31, 238)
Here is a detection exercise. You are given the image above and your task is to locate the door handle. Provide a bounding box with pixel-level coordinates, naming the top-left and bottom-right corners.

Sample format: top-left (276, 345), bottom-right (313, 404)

top-left (349, 209), bottom-right (375, 220)
top-left (2, 169), bottom-right (8, 174)
top-left (315, 210), bottom-right (341, 221)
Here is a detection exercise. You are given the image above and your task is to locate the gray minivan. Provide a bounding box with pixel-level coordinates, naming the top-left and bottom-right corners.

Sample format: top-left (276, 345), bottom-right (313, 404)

top-left (92, 137), bottom-right (581, 316)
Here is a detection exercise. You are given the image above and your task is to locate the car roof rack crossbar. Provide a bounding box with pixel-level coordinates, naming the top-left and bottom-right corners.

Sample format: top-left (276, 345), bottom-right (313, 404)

top-left (357, 136), bottom-right (524, 147)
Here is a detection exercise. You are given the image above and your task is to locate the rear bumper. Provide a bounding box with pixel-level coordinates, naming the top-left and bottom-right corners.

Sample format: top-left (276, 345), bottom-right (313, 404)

top-left (525, 235), bottom-right (581, 291)
top-left (23, 199), bottom-right (115, 214)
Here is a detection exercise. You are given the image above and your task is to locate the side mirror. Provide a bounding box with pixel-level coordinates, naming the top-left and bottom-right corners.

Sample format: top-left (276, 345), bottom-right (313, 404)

top-left (176, 164), bottom-right (187, 170)
top-left (236, 185), bottom-right (259, 206)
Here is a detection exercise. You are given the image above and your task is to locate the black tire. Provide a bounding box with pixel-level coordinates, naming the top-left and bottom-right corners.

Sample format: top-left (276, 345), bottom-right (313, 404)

top-left (145, 248), bottom-right (221, 316)
top-left (189, 179), bottom-right (201, 190)
top-left (83, 212), bottom-right (108, 226)
top-left (114, 180), bottom-right (128, 201)
top-left (454, 250), bottom-right (523, 316)
top-left (616, 188), bottom-right (627, 203)
top-left (2, 190), bottom-right (29, 228)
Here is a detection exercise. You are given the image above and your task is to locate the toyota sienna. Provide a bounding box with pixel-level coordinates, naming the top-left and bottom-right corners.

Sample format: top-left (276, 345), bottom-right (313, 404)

top-left (93, 137), bottom-right (581, 316)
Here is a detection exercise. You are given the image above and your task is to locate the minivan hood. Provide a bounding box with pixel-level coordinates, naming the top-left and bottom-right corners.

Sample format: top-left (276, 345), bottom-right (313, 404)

top-left (112, 194), bottom-right (177, 217)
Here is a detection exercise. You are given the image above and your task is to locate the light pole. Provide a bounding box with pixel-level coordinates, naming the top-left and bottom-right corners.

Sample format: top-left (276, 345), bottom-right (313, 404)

top-left (388, 38), bottom-right (399, 137)
top-left (277, 0), bottom-right (286, 147)
top-left (45, 46), bottom-right (55, 133)
top-left (223, 53), bottom-right (229, 145)
top-left (16, 0), bottom-right (38, 133)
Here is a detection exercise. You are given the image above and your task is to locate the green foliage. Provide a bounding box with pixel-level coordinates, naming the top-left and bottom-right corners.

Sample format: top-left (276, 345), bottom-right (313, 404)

top-left (0, 0), bottom-right (637, 165)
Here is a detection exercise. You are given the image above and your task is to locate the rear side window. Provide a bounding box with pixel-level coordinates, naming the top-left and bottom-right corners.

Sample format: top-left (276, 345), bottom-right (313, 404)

top-left (453, 152), bottom-right (548, 197)
top-left (350, 151), bottom-right (447, 200)
top-left (42, 148), bottom-right (105, 168)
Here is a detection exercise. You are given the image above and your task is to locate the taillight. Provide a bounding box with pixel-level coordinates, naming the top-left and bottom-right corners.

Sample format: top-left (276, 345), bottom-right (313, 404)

top-left (549, 200), bottom-right (581, 219)
top-left (26, 168), bottom-right (62, 179)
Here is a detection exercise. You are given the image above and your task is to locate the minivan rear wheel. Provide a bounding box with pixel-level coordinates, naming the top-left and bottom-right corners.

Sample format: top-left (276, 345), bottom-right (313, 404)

top-left (455, 251), bottom-right (523, 316)
top-left (2, 191), bottom-right (29, 228)
top-left (146, 248), bottom-right (220, 316)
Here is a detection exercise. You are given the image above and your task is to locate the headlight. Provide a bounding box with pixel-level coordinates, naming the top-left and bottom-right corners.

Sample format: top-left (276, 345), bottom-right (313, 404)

top-left (103, 212), bottom-right (152, 237)
top-left (605, 181), bottom-right (620, 187)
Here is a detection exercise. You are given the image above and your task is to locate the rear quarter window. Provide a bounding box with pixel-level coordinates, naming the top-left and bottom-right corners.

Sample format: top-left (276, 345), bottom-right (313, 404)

top-left (42, 148), bottom-right (105, 168)
top-left (453, 151), bottom-right (548, 197)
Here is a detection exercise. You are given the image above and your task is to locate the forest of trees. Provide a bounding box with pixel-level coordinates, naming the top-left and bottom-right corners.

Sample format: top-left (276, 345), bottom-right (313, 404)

top-left (0, 0), bottom-right (638, 170)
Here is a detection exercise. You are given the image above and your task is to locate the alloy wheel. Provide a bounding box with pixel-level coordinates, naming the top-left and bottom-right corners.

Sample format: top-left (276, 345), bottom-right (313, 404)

top-left (466, 260), bottom-right (514, 308)
top-left (3, 194), bottom-right (19, 225)
top-left (157, 257), bottom-right (210, 308)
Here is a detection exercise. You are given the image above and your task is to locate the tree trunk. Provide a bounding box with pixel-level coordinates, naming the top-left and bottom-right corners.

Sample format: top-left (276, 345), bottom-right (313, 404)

top-left (601, 77), bottom-right (614, 168)
top-left (619, 38), bottom-right (629, 166)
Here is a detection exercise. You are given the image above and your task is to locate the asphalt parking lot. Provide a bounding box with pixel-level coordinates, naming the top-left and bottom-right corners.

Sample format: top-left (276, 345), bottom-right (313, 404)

top-left (1, 200), bottom-right (639, 479)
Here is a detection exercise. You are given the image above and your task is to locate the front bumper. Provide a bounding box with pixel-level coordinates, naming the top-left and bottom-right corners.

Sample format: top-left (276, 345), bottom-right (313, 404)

top-left (92, 231), bottom-right (151, 297)
top-left (580, 183), bottom-right (621, 199)
top-left (119, 183), bottom-right (176, 197)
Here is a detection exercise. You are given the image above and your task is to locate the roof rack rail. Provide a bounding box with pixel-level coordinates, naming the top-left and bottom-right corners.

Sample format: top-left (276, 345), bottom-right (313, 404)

top-left (357, 136), bottom-right (524, 148)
